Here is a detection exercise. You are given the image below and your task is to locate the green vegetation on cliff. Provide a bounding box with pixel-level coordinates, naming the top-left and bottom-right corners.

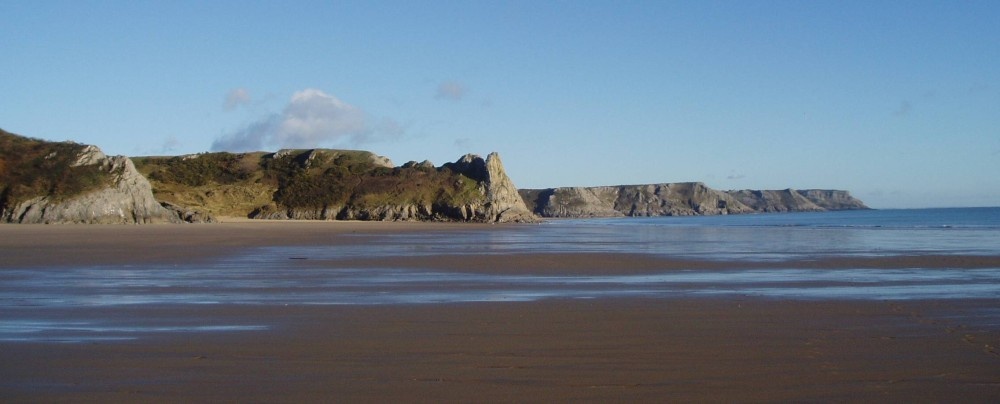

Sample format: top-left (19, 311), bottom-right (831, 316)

top-left (0, 129), bottom-right (112, 206)
top-left (134, 149), bottom-right (485, 219)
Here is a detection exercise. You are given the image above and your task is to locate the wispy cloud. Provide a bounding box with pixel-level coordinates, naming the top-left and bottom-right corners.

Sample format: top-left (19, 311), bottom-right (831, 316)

top-left (212, 88), bottom-right (400, 152)
top-left (435, 81), bottom-right (466, 101)
top-left (224, 88), bottom-right (252, 111)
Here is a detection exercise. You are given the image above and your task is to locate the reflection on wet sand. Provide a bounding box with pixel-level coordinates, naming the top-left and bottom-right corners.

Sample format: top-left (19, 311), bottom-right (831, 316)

top-left (3, 256), bottom-right (1000, 341)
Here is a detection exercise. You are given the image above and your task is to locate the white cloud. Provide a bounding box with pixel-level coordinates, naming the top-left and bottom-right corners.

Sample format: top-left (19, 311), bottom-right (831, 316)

top-left (274, 89), bottom-right (366, 148)
top-left (224, 88), bottom-right (252, 111)
top-left (435, 81), bottom-right (466, 101)
top-left (212, 89), bottom-right (400, 152)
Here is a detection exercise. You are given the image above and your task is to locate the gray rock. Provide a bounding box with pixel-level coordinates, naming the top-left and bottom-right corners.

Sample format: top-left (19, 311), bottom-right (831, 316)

top-left (795, 189), bottom-right (869, 210)
top-left (726, 189), bottom-right (824, 213)
top-left (160, 201), bottom-right (217, 223)
top-left (443, 152), bottom-right (538, 223)
top-left (521, 187), bottom-right (624, 218)
top-left (522, 183), bottom-right (868, 218)
top-left (6, 150), bottom-right (181, 224)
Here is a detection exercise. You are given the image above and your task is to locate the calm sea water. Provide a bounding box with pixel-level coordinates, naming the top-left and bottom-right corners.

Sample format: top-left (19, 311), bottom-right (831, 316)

top-left (327, 207), bottom-right (1000, 260)
top-left (2, 208), bottom-right (999, 342)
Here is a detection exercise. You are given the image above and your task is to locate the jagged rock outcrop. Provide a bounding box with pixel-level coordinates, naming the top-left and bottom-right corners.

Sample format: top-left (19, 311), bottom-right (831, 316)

top-left (461, 152), bottom-right (537, 223)
top-left (160, 201), bottom-right (217, 223)
top-left (1, 132), bottom-right (182, 224)
top-left (521, 183), bottom-right (868, 218)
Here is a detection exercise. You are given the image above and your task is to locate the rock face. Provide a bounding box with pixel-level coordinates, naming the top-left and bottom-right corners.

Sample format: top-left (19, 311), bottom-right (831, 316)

top-left (521, 183), bottom-right (868, 218)
top-left (791, 189), bottom-right (870, 211)
top-left (1, 135), bottom-right (181, 224)
top-left (442, 152), bottom-right (538, 223)
top-left (521, 187), bottom-right (625, 218)
top-left (726, 189), bottom-right (870, 212)
top-left (726, 189), bottom-right (822, 213)
top-left (160, 201), bottom-right (217, 223)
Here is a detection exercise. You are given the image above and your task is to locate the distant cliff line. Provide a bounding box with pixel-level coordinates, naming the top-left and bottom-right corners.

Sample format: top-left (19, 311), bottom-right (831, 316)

top-left (519, 183), bottom-right (868, 218)
top-left (2, 127), bottom-right (869, 224)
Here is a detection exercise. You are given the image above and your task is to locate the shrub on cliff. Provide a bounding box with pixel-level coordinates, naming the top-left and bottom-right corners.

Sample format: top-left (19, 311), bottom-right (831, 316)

top-left (134, 149), bottom-right (495, 219)
top-left (0, 129), bottom-right (111, 207)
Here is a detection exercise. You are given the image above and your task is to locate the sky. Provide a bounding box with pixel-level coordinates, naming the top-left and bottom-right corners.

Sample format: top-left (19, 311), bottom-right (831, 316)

top-left (2, 1), bottom-right (998, 208)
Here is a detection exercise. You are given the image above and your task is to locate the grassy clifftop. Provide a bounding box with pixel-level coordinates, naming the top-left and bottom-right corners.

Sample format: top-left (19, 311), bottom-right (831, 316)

top-left (0, 129), bottom-right (112, 206)
top-left (133, 149), bottom-right (485, 220)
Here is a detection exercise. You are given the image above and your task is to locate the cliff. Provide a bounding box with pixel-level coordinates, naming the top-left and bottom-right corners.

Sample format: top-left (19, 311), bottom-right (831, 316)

top-left (726, 189), bottom-right (869, 212)
top-left (135, 149), bottom-right (538, 223)
top-left (0, 129), bottom-right (181, 224)
top-left (520, 183), bottom-right (868, 218)
top-left (437, 153), bottom-right (538, 222)
top-left (3, 128), bottom-right (867, 224)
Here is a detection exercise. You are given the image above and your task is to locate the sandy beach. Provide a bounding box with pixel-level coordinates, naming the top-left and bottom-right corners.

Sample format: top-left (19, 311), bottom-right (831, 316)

top-left (2, 222), bottom-right (999, 402)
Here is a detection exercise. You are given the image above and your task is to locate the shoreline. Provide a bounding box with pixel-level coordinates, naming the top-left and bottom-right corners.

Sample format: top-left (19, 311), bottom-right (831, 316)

top-left (2, 222), bottom-right (999, 401)
top-left (2, 221), bottom-right (999, 271)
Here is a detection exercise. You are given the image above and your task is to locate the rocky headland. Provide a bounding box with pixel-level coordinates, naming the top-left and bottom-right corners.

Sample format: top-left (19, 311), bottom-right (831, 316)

top-left (0, 129), bottom-right (180, 224)
top-left (2, 128), bottom-right (867, 224)
top-left (520, 183), bottom-right (868, 218)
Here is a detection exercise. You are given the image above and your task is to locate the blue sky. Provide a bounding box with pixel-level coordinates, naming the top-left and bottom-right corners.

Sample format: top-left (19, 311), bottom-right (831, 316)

top-left (2, 1), bottom-right (998, 208)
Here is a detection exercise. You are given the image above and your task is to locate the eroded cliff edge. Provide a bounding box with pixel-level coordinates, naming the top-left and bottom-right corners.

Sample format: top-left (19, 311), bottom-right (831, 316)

top-left (0, 129), bottom-right (181, 224)
top-left (519, 183), bottom-right (868, 218)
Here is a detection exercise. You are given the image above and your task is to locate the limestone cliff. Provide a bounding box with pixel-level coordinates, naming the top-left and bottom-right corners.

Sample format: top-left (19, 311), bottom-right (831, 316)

top-left (726, 189), bottom-right (869, 212)
top-left (615, 183), bottom-right (756, 216)
top-left (521, 183), bottom-right (868, 218)
top-left (440, 153), bottom-right (537, 223)
top-left (521, 187), bottom-right (625, 218)
top-left (1, 130), bottom-right (181, 224)
top-left (793, 189), bottom-right (870, 211)
top-left (726, 189), bottom-right (823, 213)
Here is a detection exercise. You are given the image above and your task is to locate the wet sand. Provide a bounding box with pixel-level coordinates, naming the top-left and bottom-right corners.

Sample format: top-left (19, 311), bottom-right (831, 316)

top-left (2, 222), bottom-right (999, 401)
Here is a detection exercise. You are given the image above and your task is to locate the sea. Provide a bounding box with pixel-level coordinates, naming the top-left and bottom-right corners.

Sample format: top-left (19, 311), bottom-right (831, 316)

top-left (334, 207), bottom-right (1000, 260)
top-left (2, 207), bottom-right (999, 342)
